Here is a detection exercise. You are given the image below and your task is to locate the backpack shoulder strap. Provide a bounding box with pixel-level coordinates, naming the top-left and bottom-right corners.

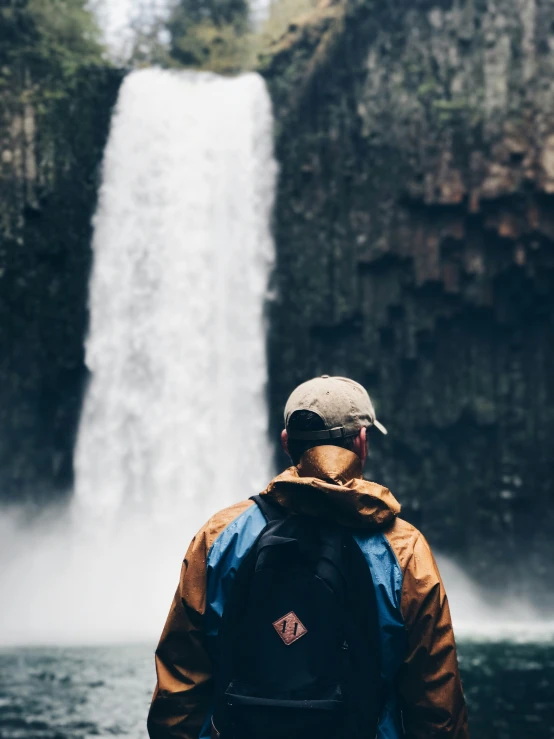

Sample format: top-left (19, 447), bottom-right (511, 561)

top-left (250, 494), bottom-right (288, 523)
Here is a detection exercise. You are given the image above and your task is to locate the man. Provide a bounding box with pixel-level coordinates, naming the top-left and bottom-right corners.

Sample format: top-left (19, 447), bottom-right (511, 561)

top-left (148, 375), bottom-right (469, 738)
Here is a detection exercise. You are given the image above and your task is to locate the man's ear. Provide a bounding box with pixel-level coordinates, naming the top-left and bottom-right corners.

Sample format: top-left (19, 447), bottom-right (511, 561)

top-left (353, 427), bottom-right (367, 464)
top-left (281, 429), bottom-right (290, 458)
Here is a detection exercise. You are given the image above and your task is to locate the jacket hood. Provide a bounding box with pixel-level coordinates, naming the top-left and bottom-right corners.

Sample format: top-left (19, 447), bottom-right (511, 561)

top-left (262, 445), bottom-right (401, 531)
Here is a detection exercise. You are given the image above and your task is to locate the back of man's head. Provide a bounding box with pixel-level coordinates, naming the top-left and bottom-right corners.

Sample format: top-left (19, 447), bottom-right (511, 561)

top-left (286, 409), bottom-right (356, 465)
top-left (283, 375), bottom-right (387, 466)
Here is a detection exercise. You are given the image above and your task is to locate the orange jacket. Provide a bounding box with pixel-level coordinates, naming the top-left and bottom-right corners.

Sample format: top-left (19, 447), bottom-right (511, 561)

top-left (148, 446), bottom-right (469, 738)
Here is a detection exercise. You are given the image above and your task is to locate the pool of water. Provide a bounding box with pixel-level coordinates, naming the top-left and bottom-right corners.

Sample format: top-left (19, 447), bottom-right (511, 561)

top-left (0, 641), bottom-right (552, 738)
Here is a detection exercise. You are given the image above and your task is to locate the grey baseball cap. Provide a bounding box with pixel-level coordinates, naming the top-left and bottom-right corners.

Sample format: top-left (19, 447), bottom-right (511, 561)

top-left (284, 375), bottom-right (388, 441)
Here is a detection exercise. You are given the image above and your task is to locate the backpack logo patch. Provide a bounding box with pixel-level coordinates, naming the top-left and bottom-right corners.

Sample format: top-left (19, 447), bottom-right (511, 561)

top-left (272, 611), bottom-right (307, 645)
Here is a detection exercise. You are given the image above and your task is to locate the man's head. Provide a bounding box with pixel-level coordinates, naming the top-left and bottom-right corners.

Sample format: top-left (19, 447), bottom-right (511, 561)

top-left (281, 375), bottom-right (387, 466)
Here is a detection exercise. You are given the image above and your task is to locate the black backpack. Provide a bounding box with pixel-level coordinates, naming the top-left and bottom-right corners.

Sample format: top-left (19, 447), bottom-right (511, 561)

top-left (211, 495), bottom-right (383, 739)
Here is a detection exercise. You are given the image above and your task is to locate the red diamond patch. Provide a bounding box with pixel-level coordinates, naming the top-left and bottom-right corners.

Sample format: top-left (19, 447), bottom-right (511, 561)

top-left (272, 611), bottom-right (308, 646)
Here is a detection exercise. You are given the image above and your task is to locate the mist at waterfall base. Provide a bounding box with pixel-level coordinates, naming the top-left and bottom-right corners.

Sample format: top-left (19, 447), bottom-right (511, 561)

top-left (1, 508), bottom-right (552, 645)
top-left (0, 69), bottom-right (553, 739)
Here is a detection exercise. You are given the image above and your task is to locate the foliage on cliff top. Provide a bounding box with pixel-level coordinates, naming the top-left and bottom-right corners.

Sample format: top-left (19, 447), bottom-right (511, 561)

top-left (257, 0), bottom-right (346, 122)
top-left (255, 0), bottom-right (320, 49)
top-left (0, 0), bottom-right (107, 100)
top-left (159, 0), bottom-right (250, 73)
top-left (132, 0), bottom-right (329, 75)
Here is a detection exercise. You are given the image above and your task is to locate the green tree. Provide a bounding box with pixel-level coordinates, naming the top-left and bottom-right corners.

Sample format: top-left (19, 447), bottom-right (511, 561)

top-left (166, 0), bottom-right (250, 73)
top-left (0, 0), bottom-right (106, 98)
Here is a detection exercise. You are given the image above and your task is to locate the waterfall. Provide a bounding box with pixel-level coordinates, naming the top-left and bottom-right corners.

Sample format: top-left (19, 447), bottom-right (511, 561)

top-left (0, 69), bottom-right (278, 645)
top-left (74, 68), bottom-right (276, 523)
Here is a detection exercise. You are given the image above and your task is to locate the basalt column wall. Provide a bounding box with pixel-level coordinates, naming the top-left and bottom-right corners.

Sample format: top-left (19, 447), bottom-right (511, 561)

top-left (263, 0), bottom-right (554, 602)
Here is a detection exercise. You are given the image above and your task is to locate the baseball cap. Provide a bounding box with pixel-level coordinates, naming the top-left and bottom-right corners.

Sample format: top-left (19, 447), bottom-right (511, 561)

top-left (284, 375), bottom-right (388, 441)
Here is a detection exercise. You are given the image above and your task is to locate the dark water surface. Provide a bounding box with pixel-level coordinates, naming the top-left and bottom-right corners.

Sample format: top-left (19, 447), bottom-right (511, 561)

top-left (0, 641), bottom-right (552, 738)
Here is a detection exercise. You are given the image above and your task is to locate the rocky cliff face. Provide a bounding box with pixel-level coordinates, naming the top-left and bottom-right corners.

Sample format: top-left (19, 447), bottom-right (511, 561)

top-left (262, 0), bottom-right (554, 600)
top-left (0, 68), bottom-right (122, 504)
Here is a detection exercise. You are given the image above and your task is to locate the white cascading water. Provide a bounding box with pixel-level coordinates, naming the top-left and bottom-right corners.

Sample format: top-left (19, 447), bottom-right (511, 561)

top-left (0, 68), bottom-right (278, 644)
top-left (74, 68), bottom-right (276, 522)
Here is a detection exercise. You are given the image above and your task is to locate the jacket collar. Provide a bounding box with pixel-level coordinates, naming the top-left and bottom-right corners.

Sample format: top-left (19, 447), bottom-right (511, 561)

top-left (263, 445), bottom-right (400, 531)
top-left (296, 446), bottom-right (363, 485)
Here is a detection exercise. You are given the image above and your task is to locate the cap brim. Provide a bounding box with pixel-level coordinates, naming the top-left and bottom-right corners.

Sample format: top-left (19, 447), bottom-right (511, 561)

top-left (373, 419), bottom-right (388, 435)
